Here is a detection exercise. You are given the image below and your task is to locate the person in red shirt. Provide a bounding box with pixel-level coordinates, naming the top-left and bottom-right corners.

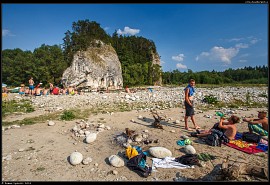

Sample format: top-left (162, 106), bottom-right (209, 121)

top-left (52, 86), bottom-right (59, 95)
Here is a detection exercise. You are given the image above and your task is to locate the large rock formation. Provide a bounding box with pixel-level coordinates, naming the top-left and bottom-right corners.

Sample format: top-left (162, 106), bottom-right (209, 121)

top-left (151, 50), bottom-right (162, 86)
top-left (62, 41), bottom-right (123, 91)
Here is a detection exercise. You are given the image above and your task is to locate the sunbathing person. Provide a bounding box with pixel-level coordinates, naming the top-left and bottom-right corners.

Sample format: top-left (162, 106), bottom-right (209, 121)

top-left (19, 84), bottom-right (25, 95)
top-left (243, 111), bottom-right (268, 137)
top-left (35, 87), bottom-right (42, 96)
top-left (194, 115), bottom-right (240, 140)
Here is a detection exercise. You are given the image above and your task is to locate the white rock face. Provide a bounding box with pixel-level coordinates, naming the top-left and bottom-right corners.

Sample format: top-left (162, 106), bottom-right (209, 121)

top-left (69, 152), bottom-right (83, 165)
top-left (108, 155), bottom-right (125, 167)
top-left (184, 145), bottom-right (196, 154)
top-left (149, 146), bottom-right (172, 158)
top-left (62, 40), bottom-right (123, 90)
top-left (86, 133), bottom-right (97, 143)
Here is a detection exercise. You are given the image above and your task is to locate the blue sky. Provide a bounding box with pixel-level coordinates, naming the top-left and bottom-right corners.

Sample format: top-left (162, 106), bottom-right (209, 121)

top-left (2, 3), bottom-right (268, 72)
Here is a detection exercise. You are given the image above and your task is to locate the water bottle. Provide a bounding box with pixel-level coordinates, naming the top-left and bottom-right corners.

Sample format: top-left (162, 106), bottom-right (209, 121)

top-left (216, 111), bottom-right (224, 117)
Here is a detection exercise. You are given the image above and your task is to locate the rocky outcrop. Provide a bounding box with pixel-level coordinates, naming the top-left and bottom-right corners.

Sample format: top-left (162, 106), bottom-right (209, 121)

top-left (62, 41), bottom-right (123, 90)
top-left (151, 51), bottom-right (162, 86)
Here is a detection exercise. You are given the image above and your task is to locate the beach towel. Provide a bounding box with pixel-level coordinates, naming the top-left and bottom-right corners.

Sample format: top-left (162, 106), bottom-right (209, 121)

top-left (224, 142), bottom-right (264, 154)
top-left (224, 132), bottom-right (266, 154)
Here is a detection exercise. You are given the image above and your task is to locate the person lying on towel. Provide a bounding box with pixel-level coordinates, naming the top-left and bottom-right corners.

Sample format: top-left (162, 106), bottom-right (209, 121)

top-left (194, 115), bottom-right (240, 140)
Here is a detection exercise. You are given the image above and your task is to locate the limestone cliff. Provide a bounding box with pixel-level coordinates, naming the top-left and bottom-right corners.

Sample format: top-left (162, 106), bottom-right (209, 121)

top-left (62, 41), bottom-right (123, 90)
top-left (151, 50), bottom-right (162, 86)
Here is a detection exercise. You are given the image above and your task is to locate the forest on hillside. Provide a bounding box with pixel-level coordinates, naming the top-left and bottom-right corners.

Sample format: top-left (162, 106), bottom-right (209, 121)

top-left (2, 19), bottom-right (268, 87)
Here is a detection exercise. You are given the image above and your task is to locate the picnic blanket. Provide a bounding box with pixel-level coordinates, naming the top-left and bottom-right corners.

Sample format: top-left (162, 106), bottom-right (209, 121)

top-left (224, 132), bottom-right (267, 154)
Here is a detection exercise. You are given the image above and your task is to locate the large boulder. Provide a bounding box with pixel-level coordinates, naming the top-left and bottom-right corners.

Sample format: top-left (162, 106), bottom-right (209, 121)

top-left (149, 146), bottom-right (172, 158)
top-left (62, 40), bottom-right (123, 90)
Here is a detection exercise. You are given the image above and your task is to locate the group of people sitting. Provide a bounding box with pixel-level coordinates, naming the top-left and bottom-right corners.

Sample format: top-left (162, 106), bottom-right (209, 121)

top-left (191, 110), bottom-right (268, 143)
top-left (18, 83), bottom-right (82, 96)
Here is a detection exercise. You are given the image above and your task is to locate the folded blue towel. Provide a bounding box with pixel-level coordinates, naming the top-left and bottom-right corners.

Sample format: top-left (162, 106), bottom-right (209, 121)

top-left (256, 143), bottom-right (268, 152)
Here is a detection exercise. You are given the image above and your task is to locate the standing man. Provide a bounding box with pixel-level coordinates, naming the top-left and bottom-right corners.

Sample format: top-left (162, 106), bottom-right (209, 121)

top-left (29, 77), bottom-right (34, 95)
top-left (184, 79), bottom-right (200, 130)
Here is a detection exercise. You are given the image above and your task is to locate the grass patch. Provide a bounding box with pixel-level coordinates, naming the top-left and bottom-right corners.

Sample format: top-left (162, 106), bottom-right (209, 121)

top-left (2, 111), bottom-right (61, 126)
top-left (60, 110), bottom-right (76, 121)
top-left (2, 99), bottom-right (35, 118)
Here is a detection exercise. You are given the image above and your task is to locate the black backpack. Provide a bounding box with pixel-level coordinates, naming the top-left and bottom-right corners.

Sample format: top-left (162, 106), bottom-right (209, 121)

top-left (205, 129), bottom-right (229, 147)
top-left (242, 132), bottom-right (261, 143)
top-left (174, 154), bottom-right (199, 166)
top-left (206, 132), bottom-right (222, 147)
top-left (126, 153), bottom-right (152, 178)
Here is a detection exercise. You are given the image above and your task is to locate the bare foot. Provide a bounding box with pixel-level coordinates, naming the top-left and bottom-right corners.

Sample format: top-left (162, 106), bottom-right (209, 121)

top-left (195, 126), bottom-right (201, 129)
top-left (185, 127), bottom-right (192, 131)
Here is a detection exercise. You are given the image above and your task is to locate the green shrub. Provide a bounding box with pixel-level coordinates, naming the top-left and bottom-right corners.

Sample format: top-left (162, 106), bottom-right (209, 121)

top-left (60, 110), bottom-right (75, 121)
top-left (203, 95), bottom-right (219, 104)
top-left (258, 93), bottom-right (268, 98)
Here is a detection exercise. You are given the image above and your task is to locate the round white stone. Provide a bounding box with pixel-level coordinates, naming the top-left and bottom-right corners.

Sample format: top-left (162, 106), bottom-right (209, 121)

top-left (82, 157), bottom-right (92, 165)
top-left (48, 121), bottom-right (55, 126)
top-left (108, 155), bottom-right (124, 167)
top-left (184, 145), bottom-right (196, 154)
top-left (86, 133), bottom-right (97, 143)
top-left (69, 152), bottom-right (83, 165)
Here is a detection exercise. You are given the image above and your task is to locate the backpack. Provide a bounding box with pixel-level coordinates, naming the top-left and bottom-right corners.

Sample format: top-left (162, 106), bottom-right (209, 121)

top-left (126, 153), bottom-right (152, 178)
top-left (242, 132), bottom-right (261, 143)
top-left (206, 132), bottom-right (221, 147)
top-left (206, 129), bottom-right (229, 147)
top-left (174, 154), bottom-right (199, 166)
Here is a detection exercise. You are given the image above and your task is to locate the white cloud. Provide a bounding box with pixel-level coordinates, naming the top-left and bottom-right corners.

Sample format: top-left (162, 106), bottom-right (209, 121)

top-left (172, 54), bottom-right (185, 62)
top-left (2, 29), bottom-right (15, 37)
top-left (239, 53), bottom-right (250, 58)
top-left (197, 46), bottom-right (239, 64)
top-left (250, 38), bottom-right (259, 44)
top-left (104, 27), bottom-right (110, 31)
top-left (176, 63), bottom-right (187, 69)
top-left (197, 36), bottom-right (260, 65)
top-left (227, 38), bottom-right (244, 42)
top-left (235, 43), bottom-right (249, 49)
top-left (201, 52), bottom-right (209, 56)
top-left (226, 36), bottom-right (260, 46)
top-left (160, 60), bottom-right (165, 65)
top-left (117, 26), bottom-right (140, 35)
